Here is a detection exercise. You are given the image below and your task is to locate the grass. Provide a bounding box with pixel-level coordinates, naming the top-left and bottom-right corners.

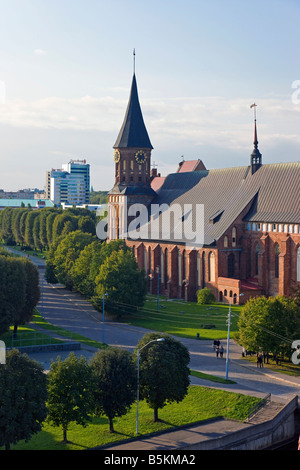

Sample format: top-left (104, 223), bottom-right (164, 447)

top-left (117, 294), bottom-right (242, 340)
top-left (0, 310), bottom-right (107, 351)
top-left (241, 354), bottom-right (300, 377)
top-left (4, 244), bottom-right (47, 260)
top-left (4, 386), bottom-right (261, 450)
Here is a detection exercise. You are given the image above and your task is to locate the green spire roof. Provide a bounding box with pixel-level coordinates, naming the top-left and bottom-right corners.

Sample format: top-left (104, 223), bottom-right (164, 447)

top-left (114, 74), bottom-right (153, 149)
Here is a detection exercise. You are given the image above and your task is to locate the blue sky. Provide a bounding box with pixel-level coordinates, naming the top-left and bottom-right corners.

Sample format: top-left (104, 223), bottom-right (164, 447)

top-left (0, 0), bottom-right (299, 191)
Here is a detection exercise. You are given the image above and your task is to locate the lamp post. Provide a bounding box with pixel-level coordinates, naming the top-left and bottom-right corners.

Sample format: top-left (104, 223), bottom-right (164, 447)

top-left (156, 266), bottom-right (160, 312)
top-left (225, 293), bottom-right (244, 381)
top-left (102, 293), bottom-right (108, 344)
top-left (136, 338), bottom-right (165, 435)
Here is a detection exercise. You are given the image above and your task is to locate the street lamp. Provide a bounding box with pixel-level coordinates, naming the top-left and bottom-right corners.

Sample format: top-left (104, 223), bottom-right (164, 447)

top-left (156, 266), bottom-right (160, 312)
top-left (225, 293), bottom-right (244, 381)
top-left (102, 293), bottom-right (108, 344)
top-left (136, 338), bottom-right (165, 435)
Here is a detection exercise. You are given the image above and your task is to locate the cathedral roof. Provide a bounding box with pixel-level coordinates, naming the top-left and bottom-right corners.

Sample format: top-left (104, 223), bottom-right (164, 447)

top-left (113, 74), bottom-right (153, 150)
top-left (132, 162), bottom-right (300, 246)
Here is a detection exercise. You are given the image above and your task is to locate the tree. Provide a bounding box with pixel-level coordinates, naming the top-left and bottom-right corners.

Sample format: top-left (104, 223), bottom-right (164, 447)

top-left (47, 353), bottom-right (93, 443)
top-left (71, 239), bottom-right (129, 298)
top-left (24, 210), bottom-right (39, 248)
top-left (51, 212), bottom-right (78, 242)
top-left (11, 207), bottom-right (26, 246)
top-left (90, 348), bottom-right (137, 432)
top-left (134, 332), bottom-right (190, 422)
top-left (94, 249), bottom-right (147, 316)
top-left (237, 295), bottom-right (300, 360)
top-left (50, 230), bottom-right (95, 289)
top-left (78, 215), bottom-right (96, 235)
top-left (0, 349), bottom-right (48, 450)
top-left (71, 240), bottom-right (104, 297)
top-left (12, 258), bottom-right (40, 337)
top-left (0, 208), bottom-right (14, 245)
top-left (0, 256), bottom-right (26, 335)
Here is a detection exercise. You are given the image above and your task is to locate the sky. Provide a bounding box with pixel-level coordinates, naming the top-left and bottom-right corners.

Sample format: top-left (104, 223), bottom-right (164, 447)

top-left (0, 0), bottom-right (299, 192)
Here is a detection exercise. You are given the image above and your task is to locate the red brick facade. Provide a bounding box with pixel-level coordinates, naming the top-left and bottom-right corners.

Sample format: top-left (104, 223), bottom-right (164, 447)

top-left (125, 221), bottom-right (300, 304)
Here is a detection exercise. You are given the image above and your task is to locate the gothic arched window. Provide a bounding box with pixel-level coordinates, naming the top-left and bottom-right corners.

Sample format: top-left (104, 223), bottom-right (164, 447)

top-left (255, 243), bottom-right (260, 275)
top-left (275, 244), bottom-right (280, 278)
top-left (208, 252), bottom-right (215, 282)
top-left (228, 253), bottom-right (235, 278)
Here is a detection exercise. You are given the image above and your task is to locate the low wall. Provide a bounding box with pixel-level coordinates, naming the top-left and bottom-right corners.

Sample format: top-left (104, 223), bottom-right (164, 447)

top-left (8, 342), bottom-right (81, 354)
top-left (179, 396), bottom-right (298, 451)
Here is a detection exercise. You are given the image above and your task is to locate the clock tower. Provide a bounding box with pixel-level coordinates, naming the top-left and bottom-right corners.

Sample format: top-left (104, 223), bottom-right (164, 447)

top-left (107, 72), bottom-right (156, 241)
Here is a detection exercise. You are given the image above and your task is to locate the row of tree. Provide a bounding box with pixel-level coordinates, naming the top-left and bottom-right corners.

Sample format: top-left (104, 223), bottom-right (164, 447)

top-left (0, 248), bottom-right (40, 336)
top-left (0, 206), bottom-right (97, 251)
top-left (45, 231), bottom-right (147, 316)
top-left (0, 332), bottom-right (190, 450)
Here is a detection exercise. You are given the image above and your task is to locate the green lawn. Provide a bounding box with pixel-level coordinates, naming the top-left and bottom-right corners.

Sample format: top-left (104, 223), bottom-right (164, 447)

top-left (118, 295), bottom-right (242, 340)
top-left (4, 386), bottom-right (260, 450)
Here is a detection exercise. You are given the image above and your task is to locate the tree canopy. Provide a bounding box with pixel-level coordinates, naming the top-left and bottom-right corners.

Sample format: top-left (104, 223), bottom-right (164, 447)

top-left (47, 352), bottom-right (93, 443)
top-left (134, 332), bottom-right (190, 422)
top-left (0, 349), bottom-right (48, 450)
top-left (236, 295), bottom-right (300, 359)
top-left (89, 348), bottom-right (137, 432)
top-left (94, 248), bottom-right (147, 316)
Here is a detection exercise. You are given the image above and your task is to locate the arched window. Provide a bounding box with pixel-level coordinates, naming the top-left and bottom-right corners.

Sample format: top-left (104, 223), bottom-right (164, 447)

top-left (275, 244), bottom-right (280, 278)
top-left (160, 247), bottom-right (164, 284)
top-left (164, 248), bottom-right (169, 288)
top-left (144, 246), bottom-right (148, 274)
top-left (208, 252), bottom-right (215, 282)
top-left (224, 289), bottom-right (227, 296)
top-left (197, 252), bottom-right (201, 288)
top-left (228, 253), bottom-right (235, 277)
top-left (182, 250), bottom-right (186, 281)
top-left (178, 251), bottom-right (182, 287)
top-left (202, 252), bottom-right (206, 286)
top-left (297, 246), bottom-right (300, 282)
top-left (232, 227), bottom-right (236, 247)
top-left (224, 236), bottom-right (228, 248)
top-left (255, 243), bottom-right (260, 275)
top-left (148, 247), bottom-right (152, 274)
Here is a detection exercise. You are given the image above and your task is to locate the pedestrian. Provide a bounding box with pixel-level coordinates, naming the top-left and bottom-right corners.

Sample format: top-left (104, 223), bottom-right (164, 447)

top-left (257, 353), bottom-right (263, 368)
top-left (216, 346), bottom-right (220, 358)
top-left (220, 345), bottom-right (224, 358)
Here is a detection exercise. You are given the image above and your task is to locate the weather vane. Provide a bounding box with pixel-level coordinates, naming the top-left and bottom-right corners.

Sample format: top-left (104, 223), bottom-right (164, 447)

top-left (133, 48), bottom-right (136, 74)
top-left (250, 102), bottom-right (257, 120)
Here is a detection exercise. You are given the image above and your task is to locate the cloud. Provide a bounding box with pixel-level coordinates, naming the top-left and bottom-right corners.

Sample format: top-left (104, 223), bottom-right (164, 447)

top-left (34, 49), bottom-right (47, 56)
top-left (0, 93), bottom-right (299, 157)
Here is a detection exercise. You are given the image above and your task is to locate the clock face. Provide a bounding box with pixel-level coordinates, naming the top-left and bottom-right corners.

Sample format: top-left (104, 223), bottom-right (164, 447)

top-left (113, 149), bottom-right (120, 163)
top-left (135, 150), bottom-right (147, 164)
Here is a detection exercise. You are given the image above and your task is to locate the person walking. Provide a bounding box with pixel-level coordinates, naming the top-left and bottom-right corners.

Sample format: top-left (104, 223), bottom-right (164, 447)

top-left (219, 345), bottom-right (224, 358)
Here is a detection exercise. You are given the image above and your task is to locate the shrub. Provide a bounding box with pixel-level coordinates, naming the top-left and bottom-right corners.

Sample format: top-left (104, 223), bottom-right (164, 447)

top-left (197, 287), bottom-right (215, 305)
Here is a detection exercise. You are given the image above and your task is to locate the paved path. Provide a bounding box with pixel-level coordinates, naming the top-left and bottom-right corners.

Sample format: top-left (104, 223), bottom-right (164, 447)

top-left (6, 248), bottom-right (300, 450)
top-left (33, 267), bottom-right (300, 404)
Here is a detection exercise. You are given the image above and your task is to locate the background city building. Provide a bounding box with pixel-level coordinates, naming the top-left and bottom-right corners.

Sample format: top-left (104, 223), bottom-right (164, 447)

top-left (47, 159), bottom-right (90, 206)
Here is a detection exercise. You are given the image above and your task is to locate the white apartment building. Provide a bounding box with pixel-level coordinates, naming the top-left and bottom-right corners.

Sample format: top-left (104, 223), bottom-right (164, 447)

top-left (47, 160), bottom-right (90, 206)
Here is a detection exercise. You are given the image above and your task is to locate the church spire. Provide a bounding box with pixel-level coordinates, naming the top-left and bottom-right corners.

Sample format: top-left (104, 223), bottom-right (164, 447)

top-left (250, 103), bottom-right (262, 174)
top-left (113, 71), bottom-right (153, 150)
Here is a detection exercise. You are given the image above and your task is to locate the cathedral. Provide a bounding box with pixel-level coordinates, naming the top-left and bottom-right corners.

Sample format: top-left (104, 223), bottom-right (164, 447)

top-left (107, 71), bottom-right (300, 305)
